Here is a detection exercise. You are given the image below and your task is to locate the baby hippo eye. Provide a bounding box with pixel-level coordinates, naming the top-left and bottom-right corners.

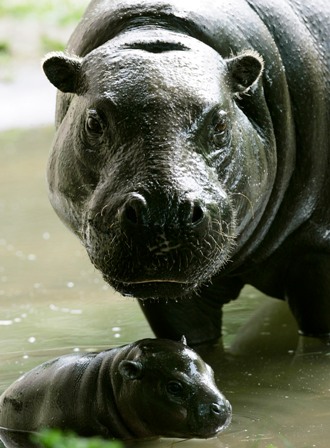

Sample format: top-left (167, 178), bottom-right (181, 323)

top-left (166, 380), bottom-right (184, 397)
top-left (86, 111), bottom-right (104, 135)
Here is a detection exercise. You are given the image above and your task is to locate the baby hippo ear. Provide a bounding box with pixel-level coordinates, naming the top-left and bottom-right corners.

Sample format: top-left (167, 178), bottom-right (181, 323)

top-left (180, 335), bottom-right (187, 346)
top-left (42, 51), bottom-right (83, 93)
top-left (227, 50), bottom-right (264, 95)
top-left (118, 360), bottom-right (143, 380)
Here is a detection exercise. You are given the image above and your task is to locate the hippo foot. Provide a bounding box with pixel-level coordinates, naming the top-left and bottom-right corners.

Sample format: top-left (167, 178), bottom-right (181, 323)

top-left (138, 291), bottom-right (224, 346)
top-left (194, 339), bottom-right (225, 357)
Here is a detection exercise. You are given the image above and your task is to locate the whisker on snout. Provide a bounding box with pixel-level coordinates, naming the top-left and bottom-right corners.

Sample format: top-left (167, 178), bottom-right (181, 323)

top-left (232, 192), bottom-right (255, 219)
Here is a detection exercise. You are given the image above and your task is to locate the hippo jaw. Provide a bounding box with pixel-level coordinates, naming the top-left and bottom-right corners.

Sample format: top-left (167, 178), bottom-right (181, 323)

top-left (109, 280), bottom-right (200, 300)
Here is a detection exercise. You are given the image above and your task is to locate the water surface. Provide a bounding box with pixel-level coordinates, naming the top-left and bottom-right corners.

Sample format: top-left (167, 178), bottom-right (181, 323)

top-left (0, 128), bottom-right (329, 448)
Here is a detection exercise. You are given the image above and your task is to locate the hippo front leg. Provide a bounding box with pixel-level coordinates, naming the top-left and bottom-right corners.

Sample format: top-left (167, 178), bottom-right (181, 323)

top-left (139, 294), bottom-right (222, 346)
top-left (286, 253), bottom-right (330, 355)
top-left (138, 281), bottom-right (243, 347)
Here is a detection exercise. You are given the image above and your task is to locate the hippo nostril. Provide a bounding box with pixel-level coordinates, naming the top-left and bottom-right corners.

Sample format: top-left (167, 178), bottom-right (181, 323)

top-left (191, 203), bottom-right (204, 225)
top-left (120, 193), bottom-right (148, 227)
top-left (210, 403), bottom-right (221, 415)
top-left (124, 205), bottom-right (139, 224)
top-left (210, 400), bottom-right (232, 423)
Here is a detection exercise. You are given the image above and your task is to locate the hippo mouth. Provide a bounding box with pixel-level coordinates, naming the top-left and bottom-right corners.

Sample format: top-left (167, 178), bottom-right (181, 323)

top-left (105, 278), bottom-right (198, 299)
top-left (83, 192), bottom-right (237, 300)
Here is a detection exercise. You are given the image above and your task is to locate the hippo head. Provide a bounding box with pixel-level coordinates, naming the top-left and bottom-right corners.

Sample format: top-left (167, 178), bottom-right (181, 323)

top-left (43, 28), bottom-right (275, 300)
top-left (115, 337), bottom-right (232, 438)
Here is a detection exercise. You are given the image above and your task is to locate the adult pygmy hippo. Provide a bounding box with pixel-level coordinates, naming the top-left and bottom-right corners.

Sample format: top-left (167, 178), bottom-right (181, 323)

top-left (42, 0), bottom-right (330, 347)
top-left (0, 338), bottom-right (231, 440)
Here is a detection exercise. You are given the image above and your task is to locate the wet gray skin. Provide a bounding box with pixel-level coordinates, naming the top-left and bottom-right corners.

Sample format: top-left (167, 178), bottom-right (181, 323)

top-left (0, 338), bottom-right (231, 439)
top-left (42, 0), bottom-right (330, 348)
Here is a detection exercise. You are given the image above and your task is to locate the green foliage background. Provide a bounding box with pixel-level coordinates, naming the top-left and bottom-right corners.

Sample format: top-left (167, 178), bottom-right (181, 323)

top-left (34, 429), bottom-right (124, 448)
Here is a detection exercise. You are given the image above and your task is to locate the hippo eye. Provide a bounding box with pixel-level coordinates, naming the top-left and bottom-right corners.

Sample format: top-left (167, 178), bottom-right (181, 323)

top-left (210, 111), bottom-right (230, 147)
top-left (214, 120), bottom-right (227, 134)
top-left (86, 111), bottom-right (104, 135)
top-left (166, 381), bottom-right (184, 397)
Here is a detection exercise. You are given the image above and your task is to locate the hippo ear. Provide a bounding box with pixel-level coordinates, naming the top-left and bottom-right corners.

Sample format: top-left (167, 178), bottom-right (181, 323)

top-left (180, 335), bottom-right (187, 346)
top-left (42, 51), bottom-right (83, 93)
top-left (118, 360), bottom-right (143, 380)
top-left (227, 50), bottom-right (264, 96)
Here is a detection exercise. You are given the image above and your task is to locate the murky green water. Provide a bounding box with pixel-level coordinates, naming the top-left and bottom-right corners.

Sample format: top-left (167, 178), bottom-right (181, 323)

top-left (0, 127), bottom-right (329, 448)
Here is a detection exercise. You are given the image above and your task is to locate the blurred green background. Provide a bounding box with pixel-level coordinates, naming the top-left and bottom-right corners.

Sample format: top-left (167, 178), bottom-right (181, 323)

top-left (0, 0), bottom-right (89, 129)
top-left (0, 0), bottom-right (90, 82)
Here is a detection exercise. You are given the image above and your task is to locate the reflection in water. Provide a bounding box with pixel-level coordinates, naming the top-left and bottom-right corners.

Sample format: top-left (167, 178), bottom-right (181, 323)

top-left (1, 128), bottom-right (329, 448)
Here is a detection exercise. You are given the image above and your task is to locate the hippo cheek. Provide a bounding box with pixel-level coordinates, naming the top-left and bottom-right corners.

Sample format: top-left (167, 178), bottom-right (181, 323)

top-left (131, 388), bottom-right (232, 438)
top-left (82, 194), bottom-right (237, 299)
top-left (152, 406), bottom-right (191, 438)
top-left (148, 397), bottom-right (232, 439)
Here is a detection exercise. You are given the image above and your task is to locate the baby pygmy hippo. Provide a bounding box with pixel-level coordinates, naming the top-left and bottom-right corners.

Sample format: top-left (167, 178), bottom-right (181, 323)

top-left (0, 338), bottom-right (231, 440)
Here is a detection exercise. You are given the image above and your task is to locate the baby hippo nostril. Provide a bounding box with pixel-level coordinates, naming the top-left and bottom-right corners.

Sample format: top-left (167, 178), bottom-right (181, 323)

top-left (210, 399), bottom-right (232, 427)
top-left (210, 403), bottom-right (221, 415)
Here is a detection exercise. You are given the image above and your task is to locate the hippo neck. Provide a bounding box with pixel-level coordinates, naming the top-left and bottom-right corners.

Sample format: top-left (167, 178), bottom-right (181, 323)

top-left (230, 0), bottom-right (329, 268)
top-left (82, 346), bottom-right (136, 439)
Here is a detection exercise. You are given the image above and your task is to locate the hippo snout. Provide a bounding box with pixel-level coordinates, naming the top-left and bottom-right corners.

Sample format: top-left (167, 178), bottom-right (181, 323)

top-left (212, 399), bottom-right (232, 427)
top-left (84, 185), bottom-right (236, 299)
top-left (210, 400), bottom-right (231, 421)
top-left (196, 398), bottom-right (232, 436)
top-left (119, 192), bottom-right (207, 233)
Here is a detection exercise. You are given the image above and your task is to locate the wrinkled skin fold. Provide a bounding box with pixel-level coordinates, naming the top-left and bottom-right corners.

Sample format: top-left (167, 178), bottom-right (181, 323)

top-left (43, 0), bottom-right (330, 346)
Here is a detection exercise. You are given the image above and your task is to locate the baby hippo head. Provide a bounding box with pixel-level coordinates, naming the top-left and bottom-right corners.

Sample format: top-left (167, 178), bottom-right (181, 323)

top-left (115, 337), bottom-right (232, 439)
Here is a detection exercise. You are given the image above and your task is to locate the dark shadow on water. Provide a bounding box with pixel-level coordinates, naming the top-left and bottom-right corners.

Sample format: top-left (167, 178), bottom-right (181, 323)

top-left (202, 300), bottom-right (330, 448)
